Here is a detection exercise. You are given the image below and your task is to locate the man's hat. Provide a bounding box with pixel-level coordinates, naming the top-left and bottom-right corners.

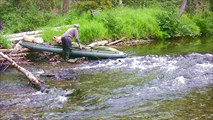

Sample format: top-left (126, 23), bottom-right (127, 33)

top-left (74, 24), bottom-right (80, 28)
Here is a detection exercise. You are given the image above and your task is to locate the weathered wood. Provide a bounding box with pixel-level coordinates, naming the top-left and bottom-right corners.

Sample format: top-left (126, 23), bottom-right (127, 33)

top-left (9, 53), bottom-right (28, 57)
top-left (4, 25), bottom-right (73, 42)
top-left (0, 61), bottom-right (33, 65)
top-left (11, 41), bottom-right (22, 53)
top-left (0, 52), bottom-right (45, 91)
top-left (88, 40), bottom-right (109, 48)
top-left (107, 37), bottom-right (125, 46)
top-left (179, 0), bottom-right (187, 18)
top-left (0, 48), bottom-right (29, 53)
top-left (0, 56), bottom-right (26, 61)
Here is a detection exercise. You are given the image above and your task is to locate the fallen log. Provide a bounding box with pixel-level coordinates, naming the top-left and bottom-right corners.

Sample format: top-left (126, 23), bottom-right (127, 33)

top-left (107, 37), bottom-right (125, 46)
top-left (88, 40), bottom-right (109, 48)
top-left (8, 53), bottom-right (28, 57)
top-left (0, 53), bottom-right (28, 59)
top-left (0, 52), bottom-right (45, 91)
top-left (0, 57), bottom-right (26, 61)
top-left (0, 61), bottom-right (33, 66)
top-left (0, 48), bottom-right (29, 53)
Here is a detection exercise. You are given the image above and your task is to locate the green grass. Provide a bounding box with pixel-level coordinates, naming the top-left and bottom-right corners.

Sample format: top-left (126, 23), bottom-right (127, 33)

top-left (0, 34), bottom-right (11, 49)
top-left (3, 7), bottom-right (211, 46)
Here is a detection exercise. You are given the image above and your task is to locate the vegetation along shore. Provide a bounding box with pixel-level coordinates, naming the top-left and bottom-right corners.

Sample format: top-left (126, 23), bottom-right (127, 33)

top-left (0, 0), bottom-right (212, 49)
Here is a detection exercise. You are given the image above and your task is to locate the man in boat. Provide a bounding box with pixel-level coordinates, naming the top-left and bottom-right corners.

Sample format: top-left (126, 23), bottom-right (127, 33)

top-left (61, 24), bottom-right (82, 61)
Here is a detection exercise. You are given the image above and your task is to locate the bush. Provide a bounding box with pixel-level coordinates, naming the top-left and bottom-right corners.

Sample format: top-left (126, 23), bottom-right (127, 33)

top-left (178, 15), bottom-right (200, 37)
top-left (192, 11), bottom-right (213, 36)
top-left (157, 10), bottom-right (200, 39)
top-left (157, 11), bottom-right (180, 39)
top-left (95, 8), bottom-right (164, 40)
top-left (0, 1), bottom-right (54, 33)
top-left (78, 20), bottom-right (108, 44)
top-left (0, 33), bottom-right (11, 49)
top-left (41, 27), bottom-right (68, 42)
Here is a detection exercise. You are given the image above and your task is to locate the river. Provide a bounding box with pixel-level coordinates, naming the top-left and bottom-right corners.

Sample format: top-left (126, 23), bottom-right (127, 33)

top-left (0, 37), bottom-right (213, 119)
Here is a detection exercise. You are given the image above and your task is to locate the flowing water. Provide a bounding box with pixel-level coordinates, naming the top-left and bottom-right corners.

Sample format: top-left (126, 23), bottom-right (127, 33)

top-left (0, 37), bottom-right (213, 120)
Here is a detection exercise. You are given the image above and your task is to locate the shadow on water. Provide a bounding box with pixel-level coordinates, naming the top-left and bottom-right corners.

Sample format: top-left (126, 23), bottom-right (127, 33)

top-left (0, 36), bottom-right (213, 119)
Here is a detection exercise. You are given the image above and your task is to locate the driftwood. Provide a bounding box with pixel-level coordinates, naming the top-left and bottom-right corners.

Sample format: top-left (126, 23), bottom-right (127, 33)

top-left (0, 41), bottom-right (32, 72)
top-left (0, 57), bottom-right (26, 61)
top-left (0, 52), bottom-right (45, 91)
top-left (88, 40), bottom-right (109, 48)
top-left (0, 48), bottom-right (29, 53)
top-left (1, 61), bottom-right (33, 65)
top-left (107, 37), bottom-right (125, 46)
top-left (8, 53), bottom-right (28, 57)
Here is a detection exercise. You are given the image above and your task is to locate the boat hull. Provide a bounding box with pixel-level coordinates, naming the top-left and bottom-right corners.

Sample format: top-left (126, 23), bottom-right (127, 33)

top-left (19, 41), bottom-right (127, 59)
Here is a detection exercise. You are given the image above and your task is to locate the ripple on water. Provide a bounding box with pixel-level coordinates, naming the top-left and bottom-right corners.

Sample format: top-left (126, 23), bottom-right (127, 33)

top-left (0, 53), bottom-right (213, 119)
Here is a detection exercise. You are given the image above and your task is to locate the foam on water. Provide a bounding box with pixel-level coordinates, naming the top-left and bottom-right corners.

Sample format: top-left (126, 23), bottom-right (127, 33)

top-left (70, 53), bottom-right (213, 118)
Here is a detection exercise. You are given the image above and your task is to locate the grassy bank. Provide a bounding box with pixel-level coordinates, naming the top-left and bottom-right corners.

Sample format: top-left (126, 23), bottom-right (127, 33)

top-left (1, 7), bottom-right (213, 48)
top-left (42, 7), bottom-right (208, 43)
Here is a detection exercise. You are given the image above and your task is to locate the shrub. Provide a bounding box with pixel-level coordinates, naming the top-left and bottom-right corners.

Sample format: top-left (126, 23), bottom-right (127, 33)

top-left (157, 10), bottom-right (200, 39)
top-left (78, 20), bottom-right (108, 44)
top-left (157, 11), bottom-right (180, 39)
top-left (178, 15), bottom-right (200, 37)
top-left (192, 11), bottom-right (213, 36)
top-left (0, 33), bottom-right (11, 49)
top-left (96, 8), bottom-right (164, 40)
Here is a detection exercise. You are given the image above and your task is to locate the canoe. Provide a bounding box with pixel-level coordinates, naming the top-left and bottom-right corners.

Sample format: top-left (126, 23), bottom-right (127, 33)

top-left (19, 41), bottom-right (127, 59)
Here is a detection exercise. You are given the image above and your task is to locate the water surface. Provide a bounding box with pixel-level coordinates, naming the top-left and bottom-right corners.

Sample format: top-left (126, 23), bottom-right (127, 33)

top-left (0, 37), bottom-right (213, 119)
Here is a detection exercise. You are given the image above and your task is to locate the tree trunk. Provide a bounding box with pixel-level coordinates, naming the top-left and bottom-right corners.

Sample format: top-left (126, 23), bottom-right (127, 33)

top-left (179, 0), bottom-right (187, 18)
top-left (0, 20), bottom-right (3, 30)
top-left (119, 0), bottom-right (123, 5)
top-left (62, 0), bottom-right (69, 14)
top-left (210, 0), bottom-right (213, 11)
top-left (0, 52), bottom-right (45, 91)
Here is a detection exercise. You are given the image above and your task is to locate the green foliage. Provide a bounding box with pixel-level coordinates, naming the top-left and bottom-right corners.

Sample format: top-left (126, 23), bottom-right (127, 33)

top-left (41, 27), bottom-right (68, 42)
top-left (96, 8), bottom-right (164, 40)
top-left (0, 0), bottom-right (55, 33)
top-left (192, 11), bottom-right (213, 36)
top-left (178, 15), bottom-right (200, 37)
top-left (157, 10), bottom-right (201, 39)
top-left (0, 0), bottom-right (212, 46)
top-left (122, 0), bottom-right (182, 8)
top-left (99, 12), bottom-right (122, 39)
top-left (0, 33), bottom-right (11, 49)
top-left (211, 0), bottom-right (213, 11)
top-left (77, 1), bottom-right (99, 11)
top-left (77, 0), bottom-right (118, 11)
top-left (77, 21), bottom-right (108, 44)
top-left (157, 11), bottom-right (180, 39)
top-left (43, 7), bottom-right (205, 42)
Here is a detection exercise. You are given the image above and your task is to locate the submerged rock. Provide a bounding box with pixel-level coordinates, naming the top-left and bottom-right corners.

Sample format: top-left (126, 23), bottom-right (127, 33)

top-left (41, 69), bottom-right (78, 81)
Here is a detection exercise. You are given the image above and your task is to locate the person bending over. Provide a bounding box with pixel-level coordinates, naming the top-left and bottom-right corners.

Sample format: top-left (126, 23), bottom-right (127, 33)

top-left (61, 24), bottom-right (82, 60)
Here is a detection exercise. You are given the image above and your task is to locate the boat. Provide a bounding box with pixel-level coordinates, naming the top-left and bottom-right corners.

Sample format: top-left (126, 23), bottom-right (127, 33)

top-left (19, 41), bottom-right (127, 59)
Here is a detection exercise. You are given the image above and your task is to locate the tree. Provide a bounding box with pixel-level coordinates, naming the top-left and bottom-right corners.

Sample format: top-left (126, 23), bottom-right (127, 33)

top-left (209, 0), bottom-right (213, 11)
top-left (179, 0), bottom-right (187, 17)
top-left (62, 0), bottom-right (69, 14)
top-left (119, 0), bottom-right (122, 5)
top-left (0, 20), bottom-right (3, 30)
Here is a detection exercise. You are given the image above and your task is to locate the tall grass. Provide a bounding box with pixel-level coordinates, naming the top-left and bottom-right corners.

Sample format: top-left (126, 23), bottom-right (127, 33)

top-left (41, 7), bottom-right (204, 44)
top-left (2, 6), bottom-right (209, 46)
